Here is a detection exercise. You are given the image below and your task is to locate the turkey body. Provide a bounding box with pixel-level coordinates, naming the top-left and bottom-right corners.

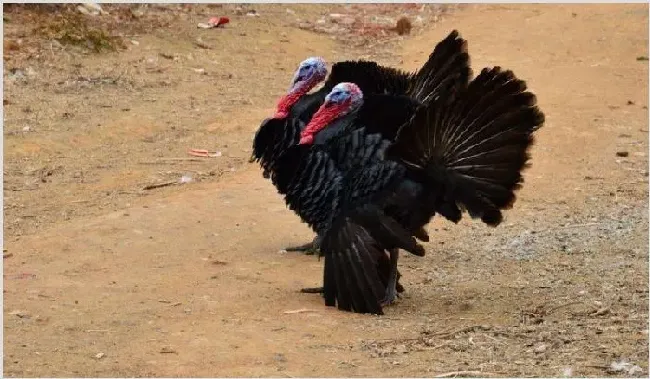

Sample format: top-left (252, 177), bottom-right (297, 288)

top-left (252, 30), bottom-right (471, 269)
top-left (273, 66), bottom-right (545, 314)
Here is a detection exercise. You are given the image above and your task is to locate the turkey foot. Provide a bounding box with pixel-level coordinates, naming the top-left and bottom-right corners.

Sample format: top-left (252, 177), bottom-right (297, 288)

top-left (285, 236), bottom-right (321, 255)
top-left (285, 241), bottom-right (317, 255)
top-left (300, 287), bottom-right (324, 294)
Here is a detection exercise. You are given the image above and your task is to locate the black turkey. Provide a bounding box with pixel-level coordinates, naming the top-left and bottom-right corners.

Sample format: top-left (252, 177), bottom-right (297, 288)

top-left (252, 30), bottom-right (471, 255)
top-left (272, 66), bottom-right (545, 314)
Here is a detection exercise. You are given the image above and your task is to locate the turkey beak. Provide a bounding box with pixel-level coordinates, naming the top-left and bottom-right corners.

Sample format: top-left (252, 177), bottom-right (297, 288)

top-left (293, 74), bottom-right (307, 85)
top-left (248, 153), bottom-right (256, 163)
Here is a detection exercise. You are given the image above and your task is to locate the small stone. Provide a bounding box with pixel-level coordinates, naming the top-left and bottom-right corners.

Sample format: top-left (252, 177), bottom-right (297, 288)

top-left (22, 126), bottom-right (30, 132)
top-left (160, 346), bottom-right (178, 354)
top-left (616, 151), bottom-right (629, 157)
top-left (94, 352), bottom-right (105, 359)
top-left (394, 344), bottom-right (408, 354)
top-left (533, 343), bottom-right (547, 353)
top-left (130, 40), bottom-right (139, 45)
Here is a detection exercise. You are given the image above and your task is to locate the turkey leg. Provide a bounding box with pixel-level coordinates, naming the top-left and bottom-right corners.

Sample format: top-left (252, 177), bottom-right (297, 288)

top-left (381, 248), bottom-right (400, 306)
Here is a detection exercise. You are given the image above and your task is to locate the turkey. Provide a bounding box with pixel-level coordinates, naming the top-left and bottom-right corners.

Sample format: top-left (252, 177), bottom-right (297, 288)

top-left (251, 30), bottom-right (471, 255)
top-left (272, 67), bottom-right (545, 314)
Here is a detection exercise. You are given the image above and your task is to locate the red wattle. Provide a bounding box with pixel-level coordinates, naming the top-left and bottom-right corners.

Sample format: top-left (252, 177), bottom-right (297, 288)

top-left (274, 90), bottom-right (303, 119)
top-left (299, 101), bottom-right (349, 145)
top-left (299, 134), bottom-right (314, 145)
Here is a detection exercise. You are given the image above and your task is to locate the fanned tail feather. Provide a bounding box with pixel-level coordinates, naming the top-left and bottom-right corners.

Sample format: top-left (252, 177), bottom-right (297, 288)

top-left (408, 29), bottom-right (472, 105)
top-left (388, 66), bottom-right (545, 226)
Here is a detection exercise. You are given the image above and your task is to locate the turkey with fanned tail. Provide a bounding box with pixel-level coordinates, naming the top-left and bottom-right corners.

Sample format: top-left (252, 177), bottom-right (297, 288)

top-left (272, 66), bottom-right (545, 314)
top-left (251, 30), bottom-right (472, 256)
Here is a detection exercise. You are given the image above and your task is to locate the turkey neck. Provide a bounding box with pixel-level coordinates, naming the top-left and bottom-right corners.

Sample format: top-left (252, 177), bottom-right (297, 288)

top-left (312, 111), bottom-right (358, 145)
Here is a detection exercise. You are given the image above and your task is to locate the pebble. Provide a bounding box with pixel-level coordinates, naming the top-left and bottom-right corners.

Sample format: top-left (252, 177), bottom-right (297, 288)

top-left (616, 151), bottom-right (629, 157)
top-left (94, 352), bottom-right (105, 359)
top-left (160, 346), bottom-right (177, 354)
top-left (533, 343), bottom-right (547, 353)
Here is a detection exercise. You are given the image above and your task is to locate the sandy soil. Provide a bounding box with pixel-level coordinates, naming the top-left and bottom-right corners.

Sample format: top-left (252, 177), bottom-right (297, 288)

top-left (3, 4), bottom-right (648, 377)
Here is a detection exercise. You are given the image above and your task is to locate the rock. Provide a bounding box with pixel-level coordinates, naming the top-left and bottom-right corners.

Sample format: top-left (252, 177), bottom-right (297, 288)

top-left (94, 352), bottom-right (105, 359)
top-left (77, 3), bottom-right (107, 17)
top-left (160, 346), bottom-right (178, 354)
top-left (533, 343), bottom-right (547, 353)
top-left (609, 360), bottom-right (643, 375)
top-left (616, 151), bottom-right (629, 157)
top-left (394, 344), bottom-right (408, 354)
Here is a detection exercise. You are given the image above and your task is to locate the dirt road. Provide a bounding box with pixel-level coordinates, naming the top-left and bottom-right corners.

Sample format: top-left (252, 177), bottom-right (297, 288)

top-left (4, 4), bottom-right (648, 377)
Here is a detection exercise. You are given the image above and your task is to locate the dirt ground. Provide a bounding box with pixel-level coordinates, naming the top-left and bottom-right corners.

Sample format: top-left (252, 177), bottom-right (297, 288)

top-left (3, 4), bottom-right (648, 378)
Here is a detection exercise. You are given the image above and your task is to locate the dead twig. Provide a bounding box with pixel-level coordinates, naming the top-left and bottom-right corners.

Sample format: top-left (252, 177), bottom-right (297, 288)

top-left (432, 325), bottom-right (489, 339)
top-left (422, 340), bottom-right (453, 351)
top-left (548, 301), bottom-right (582, 314)
top-left (283, 308), bottom-right (318, 314)
top-left (434, 370), bottom-right (499, 378)
top-left (142, 181), bottom-right (177, 191)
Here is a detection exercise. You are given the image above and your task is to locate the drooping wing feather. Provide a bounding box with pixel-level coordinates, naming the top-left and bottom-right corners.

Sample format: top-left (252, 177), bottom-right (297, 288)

top-left (252, 117), bottom-right (304, 179)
